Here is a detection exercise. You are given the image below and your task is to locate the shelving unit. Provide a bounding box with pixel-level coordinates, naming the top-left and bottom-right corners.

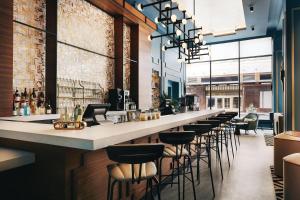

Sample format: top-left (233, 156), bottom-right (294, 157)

top-left (56, 78), bottom-right (104, 113)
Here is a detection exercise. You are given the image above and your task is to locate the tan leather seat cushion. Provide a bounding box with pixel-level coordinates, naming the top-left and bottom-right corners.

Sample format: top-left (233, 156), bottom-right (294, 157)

top-left (163, 146), bottom-right (189, 157)
top-left (108, 162), bottom-right (157, 181)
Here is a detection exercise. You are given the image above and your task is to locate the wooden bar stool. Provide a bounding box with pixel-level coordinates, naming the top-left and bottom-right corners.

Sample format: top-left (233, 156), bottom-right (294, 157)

top-left (158, 131), bottom-right (196, 200)
top-left (106, 143), bottom-right (164, 200)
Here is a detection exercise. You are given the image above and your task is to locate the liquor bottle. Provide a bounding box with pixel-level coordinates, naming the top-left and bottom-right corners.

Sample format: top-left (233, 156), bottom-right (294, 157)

top-left (30, 88), bottom-right (37, 114)
top-left (37, 91), bottom-right (45, 114)
top-left (24, 88), bottom-right (29, 104)
top-left (46, 100), bottom-right (52, 114)
top-left (12, 103), bottom-right (17, 116)
top-left (20, 90), bottom-right (26, 108)
top-left (14, 88), bottom-right (21, 102)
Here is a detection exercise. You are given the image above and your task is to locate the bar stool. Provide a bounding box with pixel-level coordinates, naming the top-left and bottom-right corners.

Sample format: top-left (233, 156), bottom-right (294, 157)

top-left (158, 131), bottom-right (196, 200)
top-left (208, 117), bottom-right (232, 167)
top-left (183, 124), bottom-right (216, 197)
top-left (196, 120), bottom-right (224, 179)
top-left (217, 113), bottom-right (239, 151)
top-left (106, 143), bottom-right (164, 200)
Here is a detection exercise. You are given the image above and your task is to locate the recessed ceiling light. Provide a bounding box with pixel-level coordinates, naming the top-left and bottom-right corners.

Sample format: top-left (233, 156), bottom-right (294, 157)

top-left (249, 4), bottom-right (254, 12)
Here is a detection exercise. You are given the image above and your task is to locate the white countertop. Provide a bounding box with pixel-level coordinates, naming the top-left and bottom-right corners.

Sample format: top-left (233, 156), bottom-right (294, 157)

top-left (0, 114), bottom-right (60, 122)
top-left (0, 110), bottom-right (223, 150)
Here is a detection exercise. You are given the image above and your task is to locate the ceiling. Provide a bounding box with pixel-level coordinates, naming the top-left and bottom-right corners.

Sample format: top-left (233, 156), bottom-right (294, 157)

top-left (126, 0), bottom-right (283, 43)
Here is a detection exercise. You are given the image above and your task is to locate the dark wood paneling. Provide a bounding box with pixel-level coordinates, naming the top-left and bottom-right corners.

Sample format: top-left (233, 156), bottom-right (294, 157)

top-left (0, 0), bottom-right (13, 117)
top-left (45, 0), bottom-right (57, 112)
top-left (114, 16), bottom-right (124, 89)
top-left (124, 2), bottom-right (145, 22)
top-left (130, 25), bottom-right (139, 107)
top-left (0, 133), bottom-right (176, 200)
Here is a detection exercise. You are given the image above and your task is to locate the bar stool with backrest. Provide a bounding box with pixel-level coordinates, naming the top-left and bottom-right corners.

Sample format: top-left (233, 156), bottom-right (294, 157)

top-left (196, 120), bottom-right (224, 179)
top-left (106, 143), bottom-right (164, 200)
top-left (218, 113), bottom-right (239, 151)
top-left (208, 116), bottom-right (232, 167)
top-left (183, 124), bottom-right (216, 197)
top-left (158, 131), bottom-right (196, 200)
top-left (213, 115), bottom-right (235, 158)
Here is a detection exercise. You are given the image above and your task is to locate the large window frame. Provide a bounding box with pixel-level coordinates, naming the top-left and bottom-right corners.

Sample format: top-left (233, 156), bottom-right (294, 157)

top-left (188, 37), bottom-right (273, 116)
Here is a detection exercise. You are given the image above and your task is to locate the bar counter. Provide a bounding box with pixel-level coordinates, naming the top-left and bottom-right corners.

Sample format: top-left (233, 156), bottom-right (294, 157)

top-left (0, 110), bottom-right (222, 200)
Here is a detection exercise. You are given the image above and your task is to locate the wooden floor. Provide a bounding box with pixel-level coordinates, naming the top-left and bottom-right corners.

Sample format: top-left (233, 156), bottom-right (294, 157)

top-left (160, 130), bottom-right (276, 200)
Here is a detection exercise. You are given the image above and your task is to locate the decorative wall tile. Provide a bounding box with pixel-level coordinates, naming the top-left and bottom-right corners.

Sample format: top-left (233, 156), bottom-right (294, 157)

top-left (123, 24), bottom-right (131, 90)
top-left (58, 0), bottom-right (114, 57)
top-left (13, 0), bottom-right (46, 92)
top-left (57, 0), bottom-right (115, 111)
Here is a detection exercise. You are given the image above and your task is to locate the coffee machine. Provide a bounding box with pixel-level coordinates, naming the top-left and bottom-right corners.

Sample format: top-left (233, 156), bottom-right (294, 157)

top-left (108, 89), bottom-right (130, 111)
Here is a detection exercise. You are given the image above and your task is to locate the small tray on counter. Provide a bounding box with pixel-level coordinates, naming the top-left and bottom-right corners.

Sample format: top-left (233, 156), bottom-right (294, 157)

top-left (53, 121), bottom-right (86, 130)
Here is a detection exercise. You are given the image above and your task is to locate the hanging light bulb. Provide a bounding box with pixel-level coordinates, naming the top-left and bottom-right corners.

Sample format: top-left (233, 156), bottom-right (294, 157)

top-left (194, 38), bottom-right (200, 44)
top-left (199, 34), bottom-right (204, 42)
top-left (202, 40), bottom-right (207, 45)
top-left (154, 17), bottom-right (159, 24)
top-left (182, 42), bottom-right (187, 49)
top-left (136, 3), bottom-right (143, 11)
top-left (165, 3), bottom-right (171, 9)
top-left (176, 29), bottom-right (182, 36)
top-left (167, 40), bottom-right (171, 45)
top-left (147, 35), bottom-right (152, 41)
top-left (162, 45), bottom-right (166, 51)
top-left (171, 14), bottom-right (177, 23)
top-left (182, 18), bottom-right (187, 25)
top-left (191, 15), bottom-right (196, 21)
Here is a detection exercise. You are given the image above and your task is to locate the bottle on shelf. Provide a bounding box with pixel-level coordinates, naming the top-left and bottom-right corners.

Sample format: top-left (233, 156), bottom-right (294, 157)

top-left (14, 88), bottom-right (21, 102)
top-left (37, 91), bottom-right (45, 114)
top-left (30, 88), bottom-right (37, 114)
top-left (46, 100), bottom-right (52, 114)
top-left (24, 88), bottom-right (29, 104)
top-left (12, 103), bottom-right (17, 116)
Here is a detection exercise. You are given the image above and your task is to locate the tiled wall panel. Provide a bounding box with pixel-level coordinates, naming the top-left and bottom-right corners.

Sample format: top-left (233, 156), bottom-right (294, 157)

top-left (123, 23), bottom-right (131, 90)
top-left (57, 0), bottom-right (115, 108)
top-left (13, 0), bottom-right (46, 91)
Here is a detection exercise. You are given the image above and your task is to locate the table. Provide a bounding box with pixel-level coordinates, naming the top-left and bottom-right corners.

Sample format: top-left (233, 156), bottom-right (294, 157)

top-left (232, 122), bottom-right (248, 135)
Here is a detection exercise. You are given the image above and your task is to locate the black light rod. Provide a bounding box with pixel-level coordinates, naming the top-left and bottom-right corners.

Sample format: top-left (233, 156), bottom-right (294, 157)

top-left (142, 0), bottom-right (171, 8)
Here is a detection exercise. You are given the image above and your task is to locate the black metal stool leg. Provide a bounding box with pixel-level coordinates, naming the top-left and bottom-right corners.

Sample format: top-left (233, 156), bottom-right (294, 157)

top-left (118, 182), bottom-right (122, 200)
top-left (216, 134), bottom-right (224, 180)
top-left (233, 128), bottom-right (238, 151)
top-left (107, 175), bottom-right (112, 200)
top-left (225, 132), bottom-right (231, 167)
top-left (153, 176), bottom-right (161, 200)
top-left (145, 179), bottom-right (149, 200)
top-left (207, 139), bottom-right (215, 197)
top-left (110, 180), bottom-right (117, 200)
top-left (177, 159), bottom-right (181, 200)
top-left (187, 156), bottom-right (197, 200)
top-left (183, 156), bottom-right (186, 200)
top-left (228, 129), bottom-right (235, 158)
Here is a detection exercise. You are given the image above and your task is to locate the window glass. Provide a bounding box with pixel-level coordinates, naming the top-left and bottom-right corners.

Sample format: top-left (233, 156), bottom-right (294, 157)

top-left (210, 42), bottom-right (239, 60)
top-left (240, 37), bottom-right (272, 57)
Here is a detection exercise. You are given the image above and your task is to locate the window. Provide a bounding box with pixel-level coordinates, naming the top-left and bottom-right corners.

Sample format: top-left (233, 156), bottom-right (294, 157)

top-left (260, 91), bottom-right (272, 109)
top-left (208, 97), bottom-right (215, 108)
top-left (240, 37), bottom-right (272, 58)
top-left (186, 37), bottom-right (273, 114)
top-left (210, 42), bottom-right (239, 60)
top-left (225, 98), bottom-right (230, 108)
top-left (217, 98), bottom-right (223, 108)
